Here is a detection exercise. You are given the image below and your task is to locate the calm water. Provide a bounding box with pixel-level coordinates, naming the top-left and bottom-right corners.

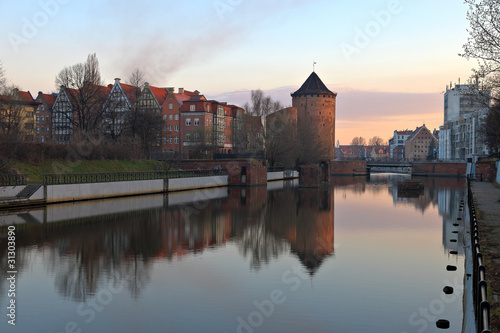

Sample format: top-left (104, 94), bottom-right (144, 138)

top-left (0, 174), bottom-right (467, 333)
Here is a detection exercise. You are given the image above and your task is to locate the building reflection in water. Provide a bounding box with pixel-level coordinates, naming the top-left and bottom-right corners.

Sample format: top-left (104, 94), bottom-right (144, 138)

top-left (0, 182), bottom-right (335, 302)
top-left (0, 175), bottom-right (465, 305)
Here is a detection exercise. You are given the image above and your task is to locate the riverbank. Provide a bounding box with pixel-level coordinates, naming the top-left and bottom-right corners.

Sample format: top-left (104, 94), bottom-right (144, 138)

top-left (11, 159), bottom-right (162, 183)
top-left (470, 181), bottom-right (500, 332)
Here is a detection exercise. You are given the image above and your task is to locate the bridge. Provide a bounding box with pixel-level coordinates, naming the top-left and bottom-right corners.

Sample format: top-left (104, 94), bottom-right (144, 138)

top-left (366, 161), bottom-right (412, 174)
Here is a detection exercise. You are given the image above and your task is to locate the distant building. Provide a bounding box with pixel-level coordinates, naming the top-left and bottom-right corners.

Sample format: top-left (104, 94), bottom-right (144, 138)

top-left (162, 88), bottom-right (203, 156)
top-left (389, 130), bottom-right (413, 160)
top-left (365, 145), bottom-right (389, 161)
top-left (405, 124), bottom-right (438, 161)
top-left (291, 72), bottom-right (336, 161)
top-left (34, 92), bottom-right (56, 143)
top-left (51, 85), bottom-right (111, 144)
top-left (439, 83), bottom-right (490, 160)
top-left (0, 89), bottom-right (38, 142)
top-left (102, 78), bottom-right (139, 141)
top-left (335, 145), bottom-right (366, 160)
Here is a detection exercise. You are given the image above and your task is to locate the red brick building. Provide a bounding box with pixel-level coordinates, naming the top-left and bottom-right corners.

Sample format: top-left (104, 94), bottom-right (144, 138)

top-left (34, 92), bottom-right (56, 142)
top-left (292, 72), bottom-right (336, 161)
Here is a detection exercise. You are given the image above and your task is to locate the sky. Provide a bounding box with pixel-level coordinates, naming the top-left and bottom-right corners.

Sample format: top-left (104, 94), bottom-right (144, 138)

top-left (0, 0), bottom-right (476, 144)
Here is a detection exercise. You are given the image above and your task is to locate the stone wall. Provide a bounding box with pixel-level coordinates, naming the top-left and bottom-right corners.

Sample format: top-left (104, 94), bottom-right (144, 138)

top-left (331, 161), bottom-right (367, 175)
top-left (176, 159), bottom-right (267, 186)
top-left (476, 160), bottom-right (498, 182)
top-left (411, 162), bottom-right (467, 177)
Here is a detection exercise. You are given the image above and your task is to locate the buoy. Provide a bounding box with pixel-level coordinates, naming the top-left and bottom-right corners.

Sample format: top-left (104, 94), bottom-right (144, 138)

top-left (436, 319), bottom-right (450, 329)
top-left (443, 286), bottom-right (453, 294)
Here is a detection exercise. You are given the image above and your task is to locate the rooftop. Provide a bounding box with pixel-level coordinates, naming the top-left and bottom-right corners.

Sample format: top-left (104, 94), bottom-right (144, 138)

top-left (291, 72), bottom-right (336, 97)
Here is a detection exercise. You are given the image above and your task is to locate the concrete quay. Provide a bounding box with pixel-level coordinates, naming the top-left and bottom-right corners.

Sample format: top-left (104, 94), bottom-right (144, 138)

top-left (470, 181), bottom-right (500, 332)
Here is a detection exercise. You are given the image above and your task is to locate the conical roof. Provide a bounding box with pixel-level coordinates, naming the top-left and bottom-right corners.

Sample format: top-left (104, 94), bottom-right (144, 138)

top-left (291, 72), bottom-right (335, 97)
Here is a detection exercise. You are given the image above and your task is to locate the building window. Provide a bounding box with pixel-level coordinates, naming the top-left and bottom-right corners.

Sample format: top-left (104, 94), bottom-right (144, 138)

top-left (163, 137), bottom-right (167, 144)
top-left (163, 125), bottom-right (167, 132)
top-left (174, 136), bottom-right (178, 144)
top-left (42, 106), bottom-right (44, 111)
top-left (46, 127), bottom-right (49, 131)
top-left (36, 116), bottom-right (39, 121)
top-left (194, 133), bottom-right (200, 141)
top-left (163, 115), bottom-right (167, 120)
top-left (37, 127), bottom-right (40, 132)
top-left (190, 105), bottom-right (195, 111)
top-left (186, 133), bottom-right (191, 141)
top-left (42, 117), bottom-right (45, 121)
top-left (194, 118), bottom-right (199, 126)
top-left (169, 103), bottom-right (173, 110)
top-left (169, 137), bottom-right (173, 144)
top-left (175, 115), bottom-right (178, 120)
top-left (186, 118), bottom-right (191, 126)
top-left (169, 114), bottom-right (173, 121)
top-left (175, 125), bottom-right (179, 131)
top-left (169, 125), bottom-right (172, 131)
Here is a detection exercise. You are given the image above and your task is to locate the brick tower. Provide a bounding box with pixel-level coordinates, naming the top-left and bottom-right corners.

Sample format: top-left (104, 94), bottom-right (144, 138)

top-left (291, 72), bottom-right (337, 161)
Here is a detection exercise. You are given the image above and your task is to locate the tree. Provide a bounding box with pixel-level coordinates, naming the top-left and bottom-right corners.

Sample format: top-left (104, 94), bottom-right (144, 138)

top-left (483, 103), bottom-right (500, 155)
top-left (0, 87), bottom-right (31, 158)
top-left (368, 136), bottom-right (384, 146)
top-left (244, 89), bottom-right (283, 117)
top-left (241, 90), bottom-right (284, 157)
top-left (186, 126), bottom-right (218, 159)
top-left (265, 116), bottom-right (297, 168)
top-left (461, 0), bottom-right (500, 104)
top-left (127, 68), bottom-right (146, 90)
top-left (0, 62), bottom-right (6, 94)
top-left (351, 137), bottom-right (366, 145)
top-left (296, 119), bottom-right (329, 166)
top-left (55, 53), bottom-right (107, 141)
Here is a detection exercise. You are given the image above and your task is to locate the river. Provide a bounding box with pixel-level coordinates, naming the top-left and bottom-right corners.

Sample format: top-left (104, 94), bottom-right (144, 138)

top-left (0, 174), bottom-right (467, 333)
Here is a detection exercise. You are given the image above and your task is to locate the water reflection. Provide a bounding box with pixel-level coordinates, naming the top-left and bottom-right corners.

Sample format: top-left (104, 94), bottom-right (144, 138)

top-left (0, 176), bottom-right (466, 333)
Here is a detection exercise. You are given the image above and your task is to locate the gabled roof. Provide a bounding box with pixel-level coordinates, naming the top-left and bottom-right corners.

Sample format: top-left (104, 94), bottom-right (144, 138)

top-left (41, 93), bottom-right (56, 107)
top-left (148, 85), bottom-right (168, 105)
top-left (291, 72), bottom-right (336, 97)
top-left (119, 83), bottom-right (141, 104)
top-left (406, 125), bottom-right (429, 142)
top-left (17, 90), bottom-right (34, 103)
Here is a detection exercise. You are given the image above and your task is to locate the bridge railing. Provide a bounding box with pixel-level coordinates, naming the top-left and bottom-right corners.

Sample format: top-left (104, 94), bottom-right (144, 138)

top-left (0, 174), bottom-right (28, 186)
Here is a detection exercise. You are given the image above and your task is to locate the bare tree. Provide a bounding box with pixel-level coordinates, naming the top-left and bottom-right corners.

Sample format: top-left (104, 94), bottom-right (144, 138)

top-left (0, 87), bottom-right (31, 158)
top-left (55, 53), bottom-right (107, 140)
top-left (186, 126), bottom-right (218, 159)
top-left (0, 62), bottom-right (6, 94)
top-left (244, 90), bottom-right (283, 117)
top-left (368, 136), bottom-right (384, 146)
top-left (462, 0), bottom-right (500, 104)
top-left (351, 137), bottom-right (366, 145)
top-left (296, 120), bottom-right (329, 166)
top-left (127, 68), bottom-right (146, 91)
top-left (483, 102), bottom-right (500, 155)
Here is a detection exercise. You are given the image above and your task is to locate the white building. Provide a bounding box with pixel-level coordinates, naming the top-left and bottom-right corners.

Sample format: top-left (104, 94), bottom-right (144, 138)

top-left (439, 83), bottom-right (490, 160)
top-left (389, 129), bottom-right (413, 159)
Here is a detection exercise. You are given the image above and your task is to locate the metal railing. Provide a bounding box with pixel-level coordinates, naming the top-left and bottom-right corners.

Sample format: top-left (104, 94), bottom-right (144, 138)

top-left (0, 174), bottom-right (28, 186)
top-left (42, 170), bottom-right (228, 185)
top-left (468, 180), bottom-right (491, 333)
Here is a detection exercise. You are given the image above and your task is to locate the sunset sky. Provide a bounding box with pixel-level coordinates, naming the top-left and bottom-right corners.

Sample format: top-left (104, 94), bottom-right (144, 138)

top-left (0, 0), bottom-right (475, 144)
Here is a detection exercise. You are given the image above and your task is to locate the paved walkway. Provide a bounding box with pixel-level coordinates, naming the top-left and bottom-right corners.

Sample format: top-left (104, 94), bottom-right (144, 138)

top-left (471, 181), bottom-right (500, 332)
